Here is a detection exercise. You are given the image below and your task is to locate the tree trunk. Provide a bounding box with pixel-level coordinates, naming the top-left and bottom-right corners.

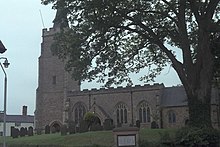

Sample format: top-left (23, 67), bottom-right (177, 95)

top-left (187, 94), bottom-right (212, 128)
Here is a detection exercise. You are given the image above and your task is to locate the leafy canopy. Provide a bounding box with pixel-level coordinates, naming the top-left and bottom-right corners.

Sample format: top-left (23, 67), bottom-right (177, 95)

top-left (42, 0), bottom-right (220, 87)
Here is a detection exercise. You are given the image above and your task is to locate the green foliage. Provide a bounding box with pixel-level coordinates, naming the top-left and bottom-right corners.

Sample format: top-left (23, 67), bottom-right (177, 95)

top-left (139, 140), bottom-right (150, 147)
top-left (43, 0), bottom-right (220, 87)
top-left (175, 127), bottom-right (220, 147)
top-left (84, 112), bottom-right (96, 123)
top-left (159, 131), bottom-right (175, 146)
top-left (43, 0), bottom-right (220, 127)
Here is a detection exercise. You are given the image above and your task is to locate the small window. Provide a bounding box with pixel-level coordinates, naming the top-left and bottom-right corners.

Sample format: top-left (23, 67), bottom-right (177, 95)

top-left (52, 76), bottom-right (56, 85)
top-left (168, 111), bottom-right (176, 124)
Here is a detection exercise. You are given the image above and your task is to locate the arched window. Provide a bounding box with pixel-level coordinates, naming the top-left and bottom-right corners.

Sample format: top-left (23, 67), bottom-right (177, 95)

top-left (116, 103), bottom-right (128, 125)
top-left (74, 102), bottom-right (86, 124)
top-left (168, 111), bottom-right (176, 124)
top-left (138, 101), bottom-right (151, 123)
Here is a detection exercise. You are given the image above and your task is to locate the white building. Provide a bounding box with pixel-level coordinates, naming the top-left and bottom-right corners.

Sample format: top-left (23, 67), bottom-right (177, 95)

top-left (0, 106), bottom-right (34, 136)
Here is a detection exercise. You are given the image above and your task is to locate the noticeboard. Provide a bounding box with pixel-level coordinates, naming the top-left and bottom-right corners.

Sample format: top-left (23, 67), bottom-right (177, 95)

top-left (117, 134), bottom-right (136, 147)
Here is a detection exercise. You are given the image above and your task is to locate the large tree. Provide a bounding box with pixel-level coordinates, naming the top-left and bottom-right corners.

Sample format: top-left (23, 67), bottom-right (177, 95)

top-left (42, 0), bottom-right (220, 128)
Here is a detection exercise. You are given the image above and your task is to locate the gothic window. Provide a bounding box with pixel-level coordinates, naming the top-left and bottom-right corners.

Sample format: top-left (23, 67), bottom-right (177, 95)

top-left (116, 103), bottom-right (128, 125)
top-left (138, 101), bottom-right (151, 123)
top-left (74, 103), bottom-right (86, 124)
top-left (168, 111), bottom-right (176, 124)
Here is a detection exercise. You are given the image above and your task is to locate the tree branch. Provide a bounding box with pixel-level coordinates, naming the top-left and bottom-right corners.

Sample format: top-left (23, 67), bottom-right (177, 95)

top-left (177, 0), bottom-right (193, 72)
top-left (205, 0), bottom-right (220, 20)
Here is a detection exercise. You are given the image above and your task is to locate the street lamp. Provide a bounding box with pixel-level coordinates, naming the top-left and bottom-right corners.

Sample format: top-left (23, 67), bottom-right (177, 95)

top-left (0, 57), bottom-right (9, 147)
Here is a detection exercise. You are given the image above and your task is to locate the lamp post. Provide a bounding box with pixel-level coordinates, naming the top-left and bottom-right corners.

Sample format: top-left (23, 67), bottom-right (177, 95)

top-left (0, 57), bottom-right (9, 147)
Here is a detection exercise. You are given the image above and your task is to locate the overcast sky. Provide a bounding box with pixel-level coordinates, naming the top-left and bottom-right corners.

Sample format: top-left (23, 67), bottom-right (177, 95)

top-left (0, 0), bottom-right (181, 115)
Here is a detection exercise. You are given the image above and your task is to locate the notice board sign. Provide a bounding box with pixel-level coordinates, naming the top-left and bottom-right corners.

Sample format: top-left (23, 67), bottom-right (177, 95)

top-left (117, 134), bottom-right (136, 147)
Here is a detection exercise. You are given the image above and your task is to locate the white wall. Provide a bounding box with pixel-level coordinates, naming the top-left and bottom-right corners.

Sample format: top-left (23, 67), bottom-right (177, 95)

top-left (0, 122), bottom-right (34, 136)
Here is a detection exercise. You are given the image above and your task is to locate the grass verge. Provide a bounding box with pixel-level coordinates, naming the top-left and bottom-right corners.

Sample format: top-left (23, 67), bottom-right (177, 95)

top-left (0, 128), bottom-right (177, 147)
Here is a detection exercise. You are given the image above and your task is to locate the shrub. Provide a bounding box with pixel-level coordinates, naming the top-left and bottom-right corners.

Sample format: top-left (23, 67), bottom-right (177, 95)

top-left (176, 127), bottom-right (220, 146)
top-left (84, 112), bottom-right (96, 129)
top-left (139, 140), bottom-right (150, 147)
top-left (68, 121), bottom-right (76, 134)
top-left (160, 131), bottom-right (175, 146)
top-left (61, 124), bottom-right (68, 136)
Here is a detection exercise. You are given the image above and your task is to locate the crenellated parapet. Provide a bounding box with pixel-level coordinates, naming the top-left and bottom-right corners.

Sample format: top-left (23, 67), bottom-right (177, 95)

top-left (42, 27), bottom-right (60, 37)
top-left (67, 83), bottom-right (164, 96)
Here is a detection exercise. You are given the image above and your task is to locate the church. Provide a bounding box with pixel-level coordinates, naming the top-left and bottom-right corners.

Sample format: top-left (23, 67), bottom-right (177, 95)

top-left (34, 11), bottom-right (220, 133)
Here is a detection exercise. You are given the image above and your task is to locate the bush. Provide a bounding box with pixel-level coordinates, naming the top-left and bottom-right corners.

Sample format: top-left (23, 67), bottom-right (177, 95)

top-left (176, 127), bottom-right (220, 146)
top-left (84, 112), bottom-right (96, 124)
top-left (139, 140), bottom-right (150, 147)
top-left (160, 131), bottom-right (175, 146)
top-left (45, 125), bottom-right (50, 134)
top-left (61, 124), bottom-right (68, 136)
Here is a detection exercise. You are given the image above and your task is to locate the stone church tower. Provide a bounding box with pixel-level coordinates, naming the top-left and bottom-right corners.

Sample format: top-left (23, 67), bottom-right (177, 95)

top-left (35, 10), bottom-right (80, 132)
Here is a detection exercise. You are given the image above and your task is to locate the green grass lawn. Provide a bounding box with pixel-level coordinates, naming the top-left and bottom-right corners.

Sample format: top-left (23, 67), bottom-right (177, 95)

top-left (0, 128), bottom-right (177, 147)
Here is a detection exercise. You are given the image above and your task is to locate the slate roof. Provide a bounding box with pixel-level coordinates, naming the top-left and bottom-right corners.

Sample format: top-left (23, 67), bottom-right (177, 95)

top-left (161, 86), bottom-right (188, 107)
top-left (161, 86), bottom-right (219, 107)
top-left (0, 113), bottom-right (34, 123)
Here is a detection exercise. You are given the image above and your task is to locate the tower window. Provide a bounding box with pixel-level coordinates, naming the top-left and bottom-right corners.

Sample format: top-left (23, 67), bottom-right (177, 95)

top-left (52, 76), bottom-right (56, 85)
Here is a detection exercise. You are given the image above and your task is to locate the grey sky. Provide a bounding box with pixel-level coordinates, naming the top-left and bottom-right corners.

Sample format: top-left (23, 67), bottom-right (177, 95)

top-left (0, 0), bottom-right (181, 115)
